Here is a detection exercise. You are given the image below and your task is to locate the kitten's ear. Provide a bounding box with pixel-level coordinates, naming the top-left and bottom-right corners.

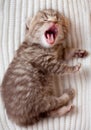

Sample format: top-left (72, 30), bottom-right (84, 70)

top-left (26, 17), bottom-right (32, 33)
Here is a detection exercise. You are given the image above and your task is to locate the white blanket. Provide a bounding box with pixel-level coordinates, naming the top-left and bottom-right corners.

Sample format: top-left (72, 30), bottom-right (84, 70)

top-left (0, 0), bottom-right (91, 130)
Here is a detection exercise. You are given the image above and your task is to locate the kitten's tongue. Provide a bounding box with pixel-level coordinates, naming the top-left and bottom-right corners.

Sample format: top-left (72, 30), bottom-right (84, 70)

top-left (46, 33), bottom-right (54, 44)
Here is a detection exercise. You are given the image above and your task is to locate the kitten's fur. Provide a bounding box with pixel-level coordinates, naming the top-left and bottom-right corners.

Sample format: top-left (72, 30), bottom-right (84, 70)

top-left (1, 9), bottom-right (88, 126)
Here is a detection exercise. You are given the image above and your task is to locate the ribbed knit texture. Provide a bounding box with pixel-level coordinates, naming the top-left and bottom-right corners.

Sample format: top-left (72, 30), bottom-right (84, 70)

top-left (0, 0), bottom-right (91, 129)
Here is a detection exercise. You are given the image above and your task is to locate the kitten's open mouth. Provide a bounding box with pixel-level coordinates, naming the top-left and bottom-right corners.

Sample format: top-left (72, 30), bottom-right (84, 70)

top-left (45, 25), bottom-right (58, 44)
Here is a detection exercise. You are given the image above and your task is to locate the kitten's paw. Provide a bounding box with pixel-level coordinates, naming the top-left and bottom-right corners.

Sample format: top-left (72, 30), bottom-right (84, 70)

top-left (74, 49), bottom-right (88, 58)
top-left (57, 104), bottom-right (74, 116)
top-left (66, 104), bottom-right (74, 113)
top-left (64, 88), bottom-right (75, 100)
top-left (73, 63), bottom-right (81, 72)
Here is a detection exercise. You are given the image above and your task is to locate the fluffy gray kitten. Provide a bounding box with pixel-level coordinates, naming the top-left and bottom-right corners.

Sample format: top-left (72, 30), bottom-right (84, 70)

top-left (1, 9), bottom-right (88, 126)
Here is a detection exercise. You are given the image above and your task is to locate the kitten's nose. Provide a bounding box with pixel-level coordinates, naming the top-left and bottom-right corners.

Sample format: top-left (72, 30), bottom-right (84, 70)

top-left (48, 16), bottom-right (57, 23)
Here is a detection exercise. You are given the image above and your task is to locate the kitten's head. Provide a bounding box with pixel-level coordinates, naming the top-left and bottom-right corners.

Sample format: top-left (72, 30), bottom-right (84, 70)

top-left (25, 9), bottom-right (69, 48)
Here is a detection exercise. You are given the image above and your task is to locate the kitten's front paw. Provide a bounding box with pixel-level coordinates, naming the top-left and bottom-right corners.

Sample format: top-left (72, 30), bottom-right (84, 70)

top-left (64, 88), bottom-right (75, 100)
top-left (74, 49), bottom-right (88, 58)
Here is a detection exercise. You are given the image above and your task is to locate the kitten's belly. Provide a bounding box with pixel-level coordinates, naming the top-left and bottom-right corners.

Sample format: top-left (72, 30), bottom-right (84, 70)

top-left (40, 73), bottom-right (56, 96)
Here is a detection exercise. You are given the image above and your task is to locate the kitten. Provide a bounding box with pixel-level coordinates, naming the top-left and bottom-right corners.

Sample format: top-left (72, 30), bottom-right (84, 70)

top-left (1, 9), bottom-right (88, 126)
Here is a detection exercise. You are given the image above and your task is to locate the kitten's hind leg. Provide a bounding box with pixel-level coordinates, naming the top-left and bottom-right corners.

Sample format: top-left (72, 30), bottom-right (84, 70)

top-left (39, 88), bottom-right (75, 116)
top-left (47, 104), bottom-right (74, 117)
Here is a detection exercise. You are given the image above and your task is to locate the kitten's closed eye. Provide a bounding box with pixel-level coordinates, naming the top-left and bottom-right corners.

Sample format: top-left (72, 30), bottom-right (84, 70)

top-left (43, 19), bottom-right (48, 22)
top-left (42, 12), bottom-right (48, 20)
top-left (41, 17), bottom-right (48, 22)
